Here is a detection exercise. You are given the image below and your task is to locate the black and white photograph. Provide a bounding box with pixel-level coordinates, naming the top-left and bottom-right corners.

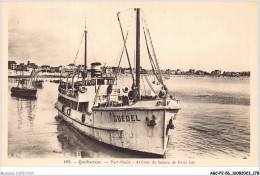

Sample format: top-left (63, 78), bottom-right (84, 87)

top-left (1, 1), bottom-right (258, 170)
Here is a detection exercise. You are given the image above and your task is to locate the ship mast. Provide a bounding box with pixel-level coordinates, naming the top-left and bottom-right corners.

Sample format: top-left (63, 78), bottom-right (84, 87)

top-left (135, 8), bottom-right (140, 100)
top-left (84, 17), bottom-right (87, 71)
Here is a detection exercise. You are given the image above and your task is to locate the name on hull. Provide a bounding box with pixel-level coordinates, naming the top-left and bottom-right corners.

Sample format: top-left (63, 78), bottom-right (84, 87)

top-left (113, 115), bottom-right (141, 122)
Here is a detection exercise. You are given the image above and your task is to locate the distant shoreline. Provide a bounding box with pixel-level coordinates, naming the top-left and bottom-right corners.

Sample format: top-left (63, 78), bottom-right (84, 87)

top-left (8, 74), bottom-right (250, 79)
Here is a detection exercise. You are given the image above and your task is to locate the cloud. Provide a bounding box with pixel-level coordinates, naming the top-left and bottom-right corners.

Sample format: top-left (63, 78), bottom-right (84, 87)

top-left (7, 2), bottom-right (256, 71)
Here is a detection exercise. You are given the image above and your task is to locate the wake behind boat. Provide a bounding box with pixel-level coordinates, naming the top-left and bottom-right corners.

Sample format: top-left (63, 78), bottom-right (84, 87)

top-left (55, 8), bottom-right (181, 156)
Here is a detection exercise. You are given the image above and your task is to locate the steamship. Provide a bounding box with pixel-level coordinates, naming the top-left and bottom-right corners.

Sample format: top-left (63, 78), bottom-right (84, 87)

top-left (55, 8), bottom-right (180, 156)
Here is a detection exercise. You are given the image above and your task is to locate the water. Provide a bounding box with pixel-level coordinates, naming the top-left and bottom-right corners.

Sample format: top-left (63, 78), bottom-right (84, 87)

top-left (8, 76), bottom-right (250, 159)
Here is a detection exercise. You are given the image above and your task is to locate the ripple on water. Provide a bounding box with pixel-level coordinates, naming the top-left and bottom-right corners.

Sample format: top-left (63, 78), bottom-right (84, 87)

top-left (8, 77), bottom-right (250, 159)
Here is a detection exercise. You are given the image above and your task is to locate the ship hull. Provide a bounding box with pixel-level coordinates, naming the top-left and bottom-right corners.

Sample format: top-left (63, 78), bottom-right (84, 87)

top-left (11, 87), bottom-right (37, 98)
top-left (56, 101), bottom-right (179, 156)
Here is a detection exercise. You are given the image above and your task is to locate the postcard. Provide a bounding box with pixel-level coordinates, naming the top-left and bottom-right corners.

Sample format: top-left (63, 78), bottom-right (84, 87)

top-left (1, 1), bottom-right (259, 173)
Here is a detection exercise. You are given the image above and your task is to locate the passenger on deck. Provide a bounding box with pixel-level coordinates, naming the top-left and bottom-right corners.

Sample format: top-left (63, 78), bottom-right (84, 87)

top-left (159, 86), bottom-right (167, 98)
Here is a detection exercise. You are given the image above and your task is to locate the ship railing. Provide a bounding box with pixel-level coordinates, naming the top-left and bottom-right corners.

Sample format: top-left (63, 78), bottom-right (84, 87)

top-left (58, 87), bottom-right (77, 98)
top-left (58, 87), bottom-right (66, 94)
top-left (94, 94), bottom-right (124, 107)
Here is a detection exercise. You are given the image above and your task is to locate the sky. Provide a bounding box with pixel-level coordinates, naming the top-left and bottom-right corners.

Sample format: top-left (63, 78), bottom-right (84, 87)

top-left (7, 1), bottom-right (258, 72)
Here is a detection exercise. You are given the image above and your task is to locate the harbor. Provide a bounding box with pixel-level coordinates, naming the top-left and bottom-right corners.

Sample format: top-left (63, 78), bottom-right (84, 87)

top-left (6, 5), bottom-right (252, 161)
top-left (2, 1), bottom-right (259, 175)
top-left (8, 76), bottom-right (250, 159)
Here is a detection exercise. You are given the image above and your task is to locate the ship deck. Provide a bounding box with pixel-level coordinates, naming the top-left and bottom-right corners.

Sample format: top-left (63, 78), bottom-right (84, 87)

top-left (93, 100), bottom-right (180, 111)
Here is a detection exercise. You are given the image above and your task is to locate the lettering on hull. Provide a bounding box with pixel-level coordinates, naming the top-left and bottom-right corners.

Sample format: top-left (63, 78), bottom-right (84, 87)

top-left (113, 115), bottom-right (141, 122)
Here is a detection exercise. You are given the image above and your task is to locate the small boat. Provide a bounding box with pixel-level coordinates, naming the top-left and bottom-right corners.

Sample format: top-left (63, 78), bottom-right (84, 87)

top-left (32, 80), bottom-right (43, 88)
top-left (164, 75), bottom-right (170, 80)
top-left (55, 8), bottom-right (180, 156)
top-left (32, 70), bottom-right (43, 88)
top-left (11, 69), bottom-right (38, 98)
top-left (11, 86), bottom-right (37, 97)
top-left (50, 80), bottom-right (61, 84)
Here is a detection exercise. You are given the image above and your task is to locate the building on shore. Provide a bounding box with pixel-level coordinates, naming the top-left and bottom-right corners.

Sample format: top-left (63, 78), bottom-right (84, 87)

top-left (123, 68), bottom-right (132, 75)
top-left (165, 69), bottom-right (171, 75)
top-left (196, 70), bottom-right (204, 75)
top-left (211, 70), bottom-right (221, 76)
top-left (27, 61), bottom-right (37, 69)
top-left (8, 61), bottom-right (17, 70)
top-left (222, 71), bottom-right (250, 77)
top-left (103, 66), bottom-right (113, 74)
top-left (8, 60), bottom-right (251, 78)
top-left (176, 69), bottom-right (182, 75)
top-left (41, 65), bottom-right (50, 72)
top-left (171, 70), bottom-right (177, 75)
top-left (188, 69), bottom-right (195, 75)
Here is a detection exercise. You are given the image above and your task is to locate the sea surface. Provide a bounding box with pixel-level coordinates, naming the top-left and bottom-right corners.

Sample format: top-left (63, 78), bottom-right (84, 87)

top-left (8, 76), bottom-right (250, 159)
